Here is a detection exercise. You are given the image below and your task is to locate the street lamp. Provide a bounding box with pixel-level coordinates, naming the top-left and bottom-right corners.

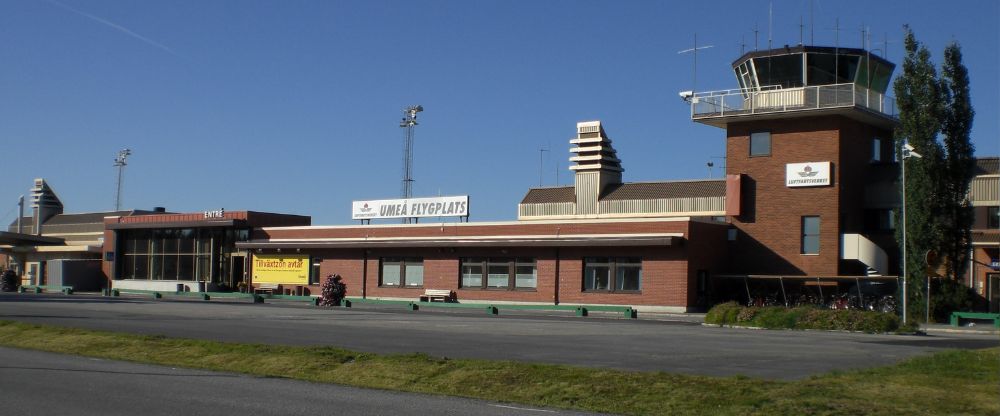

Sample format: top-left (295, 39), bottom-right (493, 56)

top-left (901, 142), bottom-right (922, 324)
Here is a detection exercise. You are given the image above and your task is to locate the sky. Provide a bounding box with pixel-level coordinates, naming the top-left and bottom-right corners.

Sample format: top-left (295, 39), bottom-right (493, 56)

top-left (1, 0), bottom-right (997, 225)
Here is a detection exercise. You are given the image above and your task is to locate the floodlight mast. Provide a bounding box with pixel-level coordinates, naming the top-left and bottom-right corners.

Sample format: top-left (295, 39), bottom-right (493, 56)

top-left (400, 105), bottom-right (422, 223)
top-left (113, 148), bottom-right (132, 211)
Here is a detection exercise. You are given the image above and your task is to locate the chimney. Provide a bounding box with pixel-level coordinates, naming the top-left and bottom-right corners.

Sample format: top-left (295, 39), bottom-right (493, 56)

top-left (569, 121), bottom-right (623, 215)
top-left (30, 178), bottom-right (64, 235)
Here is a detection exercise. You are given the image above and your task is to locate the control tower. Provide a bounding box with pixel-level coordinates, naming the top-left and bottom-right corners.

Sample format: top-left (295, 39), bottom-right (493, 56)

top-left (686, 45), bottom-right (899, 278)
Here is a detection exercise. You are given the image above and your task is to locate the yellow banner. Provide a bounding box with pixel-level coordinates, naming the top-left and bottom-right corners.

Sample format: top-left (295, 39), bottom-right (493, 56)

top-left (252, 254), bottom-right (309, 285)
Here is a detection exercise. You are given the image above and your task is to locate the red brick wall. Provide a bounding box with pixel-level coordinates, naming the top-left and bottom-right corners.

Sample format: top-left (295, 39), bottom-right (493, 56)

top-left (726, 116), bottom-right (894, 276)
top-left (274, 220), bottom-right (731, 308)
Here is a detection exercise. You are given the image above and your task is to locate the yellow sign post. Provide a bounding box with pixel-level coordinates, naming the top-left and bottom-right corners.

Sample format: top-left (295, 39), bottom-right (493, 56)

top-left (251, 254), bottom-right (309, 285)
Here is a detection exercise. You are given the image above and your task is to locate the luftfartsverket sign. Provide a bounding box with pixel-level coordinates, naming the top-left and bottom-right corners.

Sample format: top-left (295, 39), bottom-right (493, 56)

top-left (785, 162), bottom-right (832, 187)
top-left (352, 196), bottom-right (469, 220)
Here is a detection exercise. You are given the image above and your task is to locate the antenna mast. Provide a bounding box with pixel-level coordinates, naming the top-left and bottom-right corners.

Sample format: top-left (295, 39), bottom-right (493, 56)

top-left (113, 148), bottom-right (132, 211)
top-left (399, 105), bottom-right (423, 203)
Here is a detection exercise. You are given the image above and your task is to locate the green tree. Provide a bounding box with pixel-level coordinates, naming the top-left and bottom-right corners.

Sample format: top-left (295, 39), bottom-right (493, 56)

top-left (939, 42), bottom-right (976, 281)
top-left (894, 28), bottom-right (977, 322)
top-left (894, 26), bottom-right (946, 322)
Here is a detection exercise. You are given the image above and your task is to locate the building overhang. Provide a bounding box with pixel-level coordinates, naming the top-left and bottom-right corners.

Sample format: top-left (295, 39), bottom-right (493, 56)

top-left (0, 231), bottom-right (64, 246)
top-left (237, 233), bottom-right (683, 250)
top-left (107, 219), bottom-right (243, 230)
top-left (693, 105), bottom-right (898, 130)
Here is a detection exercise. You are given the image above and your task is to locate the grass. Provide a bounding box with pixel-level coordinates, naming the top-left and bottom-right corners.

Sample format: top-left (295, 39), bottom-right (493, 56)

top-left (0, 320), bottom-right (996, 415)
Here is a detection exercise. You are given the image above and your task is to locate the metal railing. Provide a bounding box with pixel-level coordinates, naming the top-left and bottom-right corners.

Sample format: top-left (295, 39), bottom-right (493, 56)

top-left (690, 83), bottom-right (897, 120)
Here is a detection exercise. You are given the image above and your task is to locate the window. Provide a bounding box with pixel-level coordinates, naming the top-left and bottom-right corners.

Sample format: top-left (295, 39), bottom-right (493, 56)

top-left (864, 209), bottom-right (895, 232)
top-left (750, 131), bottom-right (771, 156)
top-left (988, 207), bottom-right (1000, 229)
top-left (801, 216), bottom-right (820, 254)
top-left (872, 138), bottom-right (882, 162)
top-left (379, 257), bottom-right (423, 287)
top-left (460, 257), bottom-right (536, 290)
top-left (583, 257), bottom-right (641, 292)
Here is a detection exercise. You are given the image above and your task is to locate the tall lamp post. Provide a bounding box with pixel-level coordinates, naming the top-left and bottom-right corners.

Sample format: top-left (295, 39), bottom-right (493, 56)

top-left (901, 142), bottom-right (922, 324)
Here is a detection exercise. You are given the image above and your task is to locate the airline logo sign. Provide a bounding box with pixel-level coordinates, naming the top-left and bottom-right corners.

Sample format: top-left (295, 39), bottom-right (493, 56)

top-left (252, 254), bottom-right (309, 285)
top-left (786, 162), bottom-right (832, 187)
top-left (352, 196), bottom-right (469, 220)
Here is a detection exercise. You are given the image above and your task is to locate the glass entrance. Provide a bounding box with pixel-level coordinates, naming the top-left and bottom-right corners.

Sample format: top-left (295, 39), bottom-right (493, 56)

top-left (231, 255), bottom-right (246, 291)
top-left (989, 274), bottom-right (1000, 313)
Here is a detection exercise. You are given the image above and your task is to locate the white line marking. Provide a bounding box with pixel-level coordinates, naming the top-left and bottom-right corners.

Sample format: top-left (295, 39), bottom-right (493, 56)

top-left (489, 404), bottom-right (557, 413)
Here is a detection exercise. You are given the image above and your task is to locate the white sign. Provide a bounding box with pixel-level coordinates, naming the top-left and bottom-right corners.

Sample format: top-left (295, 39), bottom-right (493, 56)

top-left (352, 196), bottom-right (469, 220)
top-left (203, 209), bottom-right (225, 219)
top-left (786, 162), bottom-right (831, 187)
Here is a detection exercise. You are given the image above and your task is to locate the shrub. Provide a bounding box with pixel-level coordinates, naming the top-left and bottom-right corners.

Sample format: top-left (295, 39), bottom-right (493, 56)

top-left (0, 270), bottom-right (18, 292)
top-left (319, 274), bottom-right (346, 306)
top-left (930, 278), bottom-right (979, 322)
top-left (704, 303), bottom-right (900, 333)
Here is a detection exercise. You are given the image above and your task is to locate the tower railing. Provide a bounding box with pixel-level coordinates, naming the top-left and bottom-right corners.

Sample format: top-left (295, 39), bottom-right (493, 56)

top-left (689, 83), bottom-right (897, 120)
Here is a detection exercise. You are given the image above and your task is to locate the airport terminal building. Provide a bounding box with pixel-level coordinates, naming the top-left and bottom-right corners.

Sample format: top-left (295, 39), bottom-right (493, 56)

top-left (4, 45), bottom-right (998, 312)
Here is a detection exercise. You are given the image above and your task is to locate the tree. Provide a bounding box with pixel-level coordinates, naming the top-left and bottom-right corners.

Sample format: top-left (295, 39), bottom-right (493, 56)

top-left (939, 42), bottom-right (976, 281)
top-left (894, 26), bottom-right (946, 322)
top-left (893, 27), bottom-right (977, 322)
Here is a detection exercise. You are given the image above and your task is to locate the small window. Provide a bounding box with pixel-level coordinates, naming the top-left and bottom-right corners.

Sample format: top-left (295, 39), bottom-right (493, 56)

top-left (379, 257), bottom-right (423, 287)
top-left (801, 216), bottom-right (820, 254)
top-left (988, 207), bottom-right (1000, 229)
top-left (750, 132), bottom-right (771, 157)
top-left (872, 138), bottom-right (882, 162)
top-left (460, 257), bottom-right (536, 290)
top-left (583, 257), bottom-right (641, 293)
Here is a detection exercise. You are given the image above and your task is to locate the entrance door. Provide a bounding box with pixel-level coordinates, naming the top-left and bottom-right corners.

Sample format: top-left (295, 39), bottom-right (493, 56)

top-left (989, 274), bottom-right (1000, 313)
top-left (231, 255), bottom-right (245, 291)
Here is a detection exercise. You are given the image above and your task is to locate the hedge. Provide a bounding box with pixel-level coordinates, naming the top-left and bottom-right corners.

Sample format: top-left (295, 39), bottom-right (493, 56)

top-left (705, 302), bottom-right (902, 333)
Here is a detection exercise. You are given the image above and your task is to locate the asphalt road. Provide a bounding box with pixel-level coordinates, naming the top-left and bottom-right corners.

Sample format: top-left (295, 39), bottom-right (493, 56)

top-left (1, 293), bottom-right (996, 380)
top-left (0, 347), bottom-right (599, 416)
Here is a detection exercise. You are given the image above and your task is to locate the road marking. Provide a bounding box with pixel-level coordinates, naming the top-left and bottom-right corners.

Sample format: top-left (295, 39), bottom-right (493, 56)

top-left (489, 404), bottom-right (557, 413)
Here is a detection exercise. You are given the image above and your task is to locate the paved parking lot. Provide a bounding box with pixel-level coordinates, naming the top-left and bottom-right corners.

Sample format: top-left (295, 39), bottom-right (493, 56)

top-left (0, 293), bottom-right (996, 380)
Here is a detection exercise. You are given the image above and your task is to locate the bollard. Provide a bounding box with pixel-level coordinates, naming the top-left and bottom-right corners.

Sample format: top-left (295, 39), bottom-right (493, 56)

top-left (62, 288), bottom-right (73, 295)
top-left (201, 293), bottom-right (211, 301)
top-left (312, 297), bottom-right (321, 306)
top-left (153, 292), bottom-right (162, 299)
top-left (252, 295), bottom-right (264, 304)
top-left (341, 299), bottom-right (352, 308)
top-left (485, 305), bottom-right (499, 315)
top-left (623, 307), bottom-right (637, 319)
top-left (18, 286), bottom-right (25, 294)
top-left (33, 287), bottom-right (42, 294)
top-left (575, 307), bottom-right (588, 317)
top-left (407, 302), bottom-right (419, 311)
top-left (112, 289), bottom-right (120, 297)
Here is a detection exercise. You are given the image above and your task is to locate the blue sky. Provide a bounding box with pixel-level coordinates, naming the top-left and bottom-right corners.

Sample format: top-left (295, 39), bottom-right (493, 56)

top-left (1, 0), bottom-right (997, 225)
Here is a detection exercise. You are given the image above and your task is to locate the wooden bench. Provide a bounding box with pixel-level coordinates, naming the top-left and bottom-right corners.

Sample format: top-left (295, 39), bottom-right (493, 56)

top-left (419, 289), bottom-right (454, 303)
top-left (254, 283), bottom-right (279, 295)
top-left (950, 312), bottom-right (1000, 328)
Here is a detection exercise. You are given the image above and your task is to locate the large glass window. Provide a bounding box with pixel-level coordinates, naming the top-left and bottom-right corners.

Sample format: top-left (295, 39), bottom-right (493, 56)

top-left (802, 216), bottom-right (821, 254)
top-left (752, 54), bottom-right (803, 89)
top-left (461, 258), bottom-right (536, 290)
top-left (750, 131), bottom-right (771, 157)
top-left (117, 227), bottom-right (239, 282)
top-left (379, 258), bottom-right (423, 287)
top-left (584, 257), bottom-right (641, 292)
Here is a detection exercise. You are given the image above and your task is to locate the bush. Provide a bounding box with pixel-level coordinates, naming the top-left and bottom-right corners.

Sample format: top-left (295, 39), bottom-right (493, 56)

top-left (930, 278), bottom-right (979, 322)
top-left (319, 274), bottom-right (346, 306)
top-left (705, 303), bottom-right (900, 333)
top-left (0, 270), bottom-right (18, 292)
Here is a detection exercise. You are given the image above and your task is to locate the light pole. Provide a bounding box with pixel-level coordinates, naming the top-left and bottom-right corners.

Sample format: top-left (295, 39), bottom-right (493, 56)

top-left (901, 142), bottom-right (922, 324)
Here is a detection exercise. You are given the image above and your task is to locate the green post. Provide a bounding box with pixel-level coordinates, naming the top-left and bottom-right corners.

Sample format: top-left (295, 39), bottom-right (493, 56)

top-left (252, 295), bottom-right (264, 303)
top-left (201, 293), bottom-right (211, 301)
top-left (624, 307), bottom-right (637, 319)
top-left (62, 288), bottom-right (73, 295)
top-left (341, 299), bottom-right (352, 308)
top-left (312, 297), bottom-right (321, 306)
top-left (407, 302), bottom-right (419, 311)
top-left (18, 286), bottom-right (25, 294)
top-left (33, 287), bottom-right (42, 294)
top-left (112, 289), bottom-right (120, 297)
top-left (486, 305), bottom-right (499, 315)
top-left (152, 292), bottom-right (162, 299)
top-left (575, 307), bottom-right (588, 317)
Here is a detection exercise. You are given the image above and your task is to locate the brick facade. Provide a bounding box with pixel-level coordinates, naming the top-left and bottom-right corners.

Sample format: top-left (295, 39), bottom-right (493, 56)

top-left (726, 115), bottom-right (896, 276)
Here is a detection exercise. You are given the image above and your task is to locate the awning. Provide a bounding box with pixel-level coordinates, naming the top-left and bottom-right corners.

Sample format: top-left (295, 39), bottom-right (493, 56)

top-left (0, 231), bottom-right (64, 246)
top-left (237, 233), bottom-right (683, 249)
top-left (107, 219), bottom-right (243, 229)
top-left (713, 274), bottom-right (899, 280)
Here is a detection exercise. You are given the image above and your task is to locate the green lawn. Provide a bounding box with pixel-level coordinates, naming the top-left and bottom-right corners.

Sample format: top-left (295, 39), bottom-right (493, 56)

top-left (0, 320), bottom-right (996, 415)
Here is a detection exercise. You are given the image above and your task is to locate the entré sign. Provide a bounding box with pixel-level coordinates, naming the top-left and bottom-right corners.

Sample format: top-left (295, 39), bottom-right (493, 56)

top-left (785, 162), bottom-right (831, 187)
top-left (352, 196), bottom-right (469, 220)
top-left (203, 209), bottom-right (225, 219)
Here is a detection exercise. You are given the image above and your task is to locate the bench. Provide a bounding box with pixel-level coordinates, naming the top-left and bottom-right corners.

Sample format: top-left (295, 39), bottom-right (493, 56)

top-left (419, 289), bottom-right (454, 303)
top-left (950, 312), bottom-right (1000, 328)
top-left (254, 283), bottom-right (279, 295)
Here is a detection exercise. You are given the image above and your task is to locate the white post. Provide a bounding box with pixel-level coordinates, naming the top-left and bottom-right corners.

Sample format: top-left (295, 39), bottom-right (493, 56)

top-left (902, 151), bottom-right (907, 324)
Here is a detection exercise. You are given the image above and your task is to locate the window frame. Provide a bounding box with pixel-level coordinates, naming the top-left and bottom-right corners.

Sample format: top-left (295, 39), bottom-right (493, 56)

top-left (987, 206), bottom-right (1000, 229)
top-left (801, 216), bottom-right (821, 255)
top-left (582, 257), bottom-right (642, 294)
top-left (378, 257), bottom-right (424, 288)
top-left (749, 131), bottom-right (771, 157)
top-left (459, 257), bottom-right (536, 291)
